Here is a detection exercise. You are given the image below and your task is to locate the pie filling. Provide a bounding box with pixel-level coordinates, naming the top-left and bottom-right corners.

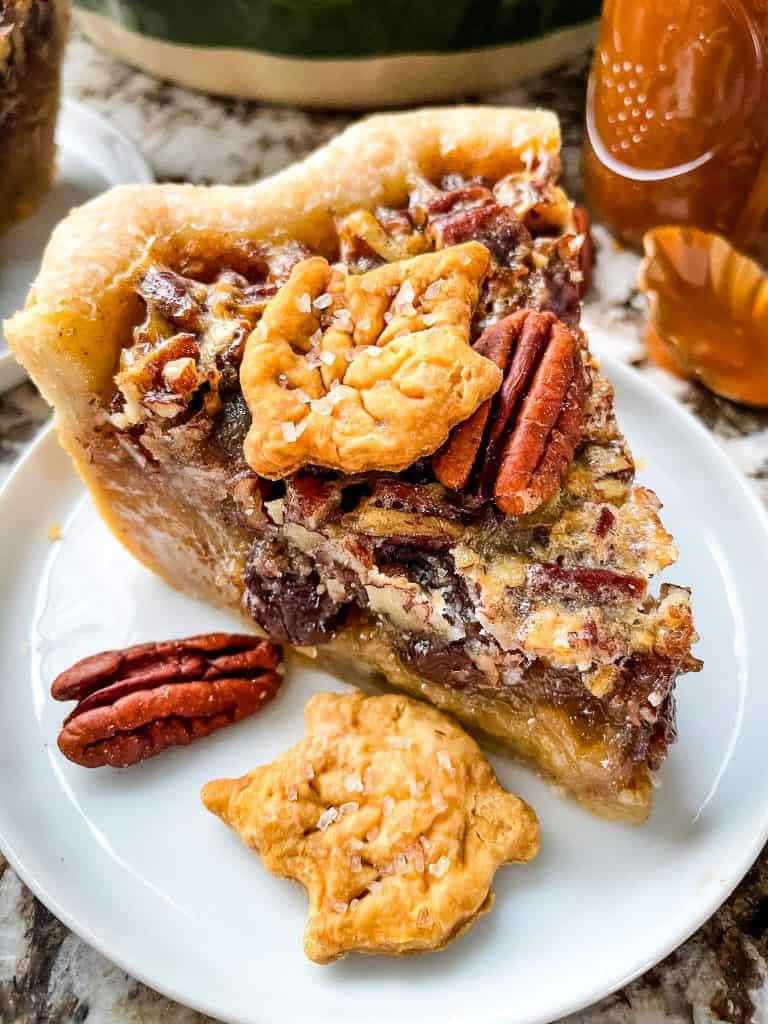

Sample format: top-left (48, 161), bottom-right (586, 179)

top-left (104, 166), bottom-right (701, 799)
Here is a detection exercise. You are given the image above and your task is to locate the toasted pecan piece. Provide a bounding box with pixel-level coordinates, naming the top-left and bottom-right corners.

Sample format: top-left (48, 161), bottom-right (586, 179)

top-left (529, 564), bottom-right (647, 601)
top-left (433, 310), bottom-right (586, 516)
top-left (52, 634), bottom-right (282, 768)
top-left (337, 208), bottom-right (431, 266)
top-left (571, 206), bottom-right (594, 297)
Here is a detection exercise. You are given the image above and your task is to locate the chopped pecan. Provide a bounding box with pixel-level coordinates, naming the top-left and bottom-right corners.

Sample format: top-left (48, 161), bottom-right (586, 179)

top-left (342, 503), bottom-right (462, 545)
top-left (284, 474), bottom-right (344, 529)
top-left (261, 240), bottom-right (313, 287)
top-left (135, 266), bottom-right (206, 329)
top-left (492, 174), bottom-right (572, 236)
top-left (571, 206), bottom-right (594, 297)
top-left (594, 506), bottom-right (615, 537)
top-left (423, 184), bottom-right (494, 218)
top-left (367, 477), bottom-right (469, 522)
top-left (429, 202), bottom-right (531, 267)
top-left (113, 250), bottom-right (307, 431)
top-left (228, 468), bottom-right (265, 527)
top-left (433, 310), bottom-right (586, 517)
top-left (112, 331), bottom-right (204, 428)
top-left (530, 564), bottom-right (646, 601)
top-left (375, 205), bottom-right (413, 233)
top-left (52, 634), bottom-right (282, 768)
top-left (337, 209), bottom-right (430, 268)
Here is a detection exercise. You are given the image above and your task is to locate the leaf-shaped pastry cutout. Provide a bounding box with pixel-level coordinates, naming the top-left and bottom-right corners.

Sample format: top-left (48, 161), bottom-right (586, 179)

top-left (640, 226), bottom-right (768, 406)
top-left (201, 691), bottom-right (540, 964)
top-left (240, 242), bottom-right (502, 478)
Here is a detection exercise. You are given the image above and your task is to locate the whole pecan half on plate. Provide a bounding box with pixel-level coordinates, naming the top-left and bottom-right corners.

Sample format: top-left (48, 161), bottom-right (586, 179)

top-left (433, 310), bottom-right (586, 517)
top-left (52, 633), bottom-right (283, 768)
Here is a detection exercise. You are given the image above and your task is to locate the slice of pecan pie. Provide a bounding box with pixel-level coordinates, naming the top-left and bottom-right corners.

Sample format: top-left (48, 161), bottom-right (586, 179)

top-left (7, 108), bottom-right (700, 823)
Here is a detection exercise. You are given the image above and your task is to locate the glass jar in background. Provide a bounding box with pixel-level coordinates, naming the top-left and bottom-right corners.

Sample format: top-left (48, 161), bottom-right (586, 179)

top-left (583, 0), bottom-right (768, 261)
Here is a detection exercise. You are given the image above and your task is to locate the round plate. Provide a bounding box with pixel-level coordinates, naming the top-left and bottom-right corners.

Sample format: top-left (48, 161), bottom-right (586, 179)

top-left (0, 99), bottom-right (153, 392)
top-left (1, 360), bottom-right (766, 1024)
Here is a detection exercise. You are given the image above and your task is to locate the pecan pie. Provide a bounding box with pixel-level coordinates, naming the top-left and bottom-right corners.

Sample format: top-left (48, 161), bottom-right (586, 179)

top-left (6, 108), bottom-right (701, 823)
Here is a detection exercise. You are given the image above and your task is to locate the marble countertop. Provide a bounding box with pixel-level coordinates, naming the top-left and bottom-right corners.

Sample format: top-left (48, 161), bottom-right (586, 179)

top-left (3, 30), bottom-right (768, 1024)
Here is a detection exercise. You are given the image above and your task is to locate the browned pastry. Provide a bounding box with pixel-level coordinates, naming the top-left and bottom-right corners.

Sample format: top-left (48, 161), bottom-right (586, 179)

top-left (0, 0), bottom-right (69, 234)
top-left (51, 633), bottom-right (283, 767)
top-left (6, 107), bottom-right (701, 822)
top-left (202, 691), bottom-right (540, 963)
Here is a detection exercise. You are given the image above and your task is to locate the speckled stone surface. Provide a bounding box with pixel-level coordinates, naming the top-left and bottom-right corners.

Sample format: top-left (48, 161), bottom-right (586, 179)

top-left (2, 30), bottom-right (768, 1024)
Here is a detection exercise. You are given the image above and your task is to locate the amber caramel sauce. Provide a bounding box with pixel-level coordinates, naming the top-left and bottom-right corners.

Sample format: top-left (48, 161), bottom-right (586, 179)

top-left (641, 227), bottom-right (768, 405)
top-left (644, 324), bottom-right (687, 381)
top-left (583, 0), bottom-right (768, 256)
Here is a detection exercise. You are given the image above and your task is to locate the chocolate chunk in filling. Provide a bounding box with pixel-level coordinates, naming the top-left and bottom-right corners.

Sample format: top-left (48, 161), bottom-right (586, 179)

top-left (243, 538), bottom-right (352, 646)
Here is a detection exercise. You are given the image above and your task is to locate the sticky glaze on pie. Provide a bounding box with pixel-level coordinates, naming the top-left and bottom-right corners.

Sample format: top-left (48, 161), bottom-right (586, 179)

top-left (6, 108), bottom-right (701, 823)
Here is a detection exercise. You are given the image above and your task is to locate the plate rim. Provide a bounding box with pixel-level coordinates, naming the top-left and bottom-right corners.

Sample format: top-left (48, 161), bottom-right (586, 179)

top-left (57, 97), bottom-right (155, 187)
top-left (1, 358), bottom-right (768, 1024)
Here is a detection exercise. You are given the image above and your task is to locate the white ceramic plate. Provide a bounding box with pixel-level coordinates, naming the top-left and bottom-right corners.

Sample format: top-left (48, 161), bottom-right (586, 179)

top-left (1, 359), bottom-right (767, 1024)
top-left (0, 100), bottom-right (153, 392)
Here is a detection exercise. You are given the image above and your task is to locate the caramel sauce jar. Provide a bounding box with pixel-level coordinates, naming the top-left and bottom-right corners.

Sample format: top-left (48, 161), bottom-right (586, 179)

top-left (583, 0), bottom-right (768, 261)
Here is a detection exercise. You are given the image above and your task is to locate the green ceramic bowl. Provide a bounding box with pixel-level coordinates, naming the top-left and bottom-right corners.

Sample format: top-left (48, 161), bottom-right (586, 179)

top-left (75, 0), bottom-right (598, 108)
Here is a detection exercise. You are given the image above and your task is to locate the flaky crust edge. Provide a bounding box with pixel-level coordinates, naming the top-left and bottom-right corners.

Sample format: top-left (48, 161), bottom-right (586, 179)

top-left (5, 106), bottom-right (559, 413)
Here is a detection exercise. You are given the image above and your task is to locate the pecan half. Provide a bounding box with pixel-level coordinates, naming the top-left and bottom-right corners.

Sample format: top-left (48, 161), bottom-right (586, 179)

top-left (52, 634), bottom-right (282, 768)
top-left (433, 310), bottom-right (586, 516)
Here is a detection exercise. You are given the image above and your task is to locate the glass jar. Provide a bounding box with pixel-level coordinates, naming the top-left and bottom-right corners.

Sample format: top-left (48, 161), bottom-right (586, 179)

top-left (582, 0), bottom-right (768, 260)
